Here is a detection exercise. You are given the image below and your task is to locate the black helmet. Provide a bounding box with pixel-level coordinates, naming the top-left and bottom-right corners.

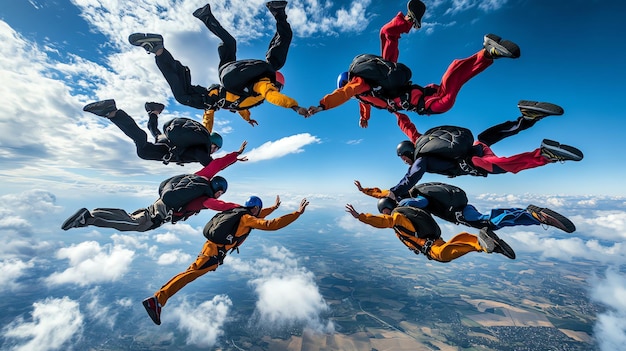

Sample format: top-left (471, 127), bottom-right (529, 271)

top-left (377, 197), bottom-right (398, 213)
top-left (210, 176), bottom-right (228, 193)
top-left (396, 140), bottom-right (415, 159)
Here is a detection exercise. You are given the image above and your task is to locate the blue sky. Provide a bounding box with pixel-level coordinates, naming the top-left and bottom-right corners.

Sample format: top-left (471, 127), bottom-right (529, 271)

top-left (1, 0), bottom-right (626, 349)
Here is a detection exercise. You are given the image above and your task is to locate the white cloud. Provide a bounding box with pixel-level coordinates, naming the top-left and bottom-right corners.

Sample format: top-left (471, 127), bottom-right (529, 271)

top-left (590, 268), bottom-right (626, 351)
top-left (227, 245), bottom-right (333, 333)
top-left (155, 232), bottom-right (182, 244)
top-left (170, 295), bottom-right (232, 347)
top-left (2, 297), bottom-right (83, 351)
top-left (0, 259), bottom-right (35, 291)
top-left (45, 241), bottom-right (135, 286)
top-left (157, 249), bottom-right (192, 265)
top-left (243, 133), bottom-right (321, 162)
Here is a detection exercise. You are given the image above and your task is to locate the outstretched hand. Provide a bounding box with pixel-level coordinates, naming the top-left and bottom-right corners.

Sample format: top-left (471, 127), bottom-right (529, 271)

top-left (237, 141), bottom-right (247, 154)
top-left (248, 119), bottom-right (258, 127)
top-left (297, 198), bottom-right (310, 214)
top-left (293, 106), bottom-right (308, 117)
top-left (353, 180), bottom-right (363, 191)
top-left (273, 195), bottom-right (281, 209)
top-left (306, 106), bottom-right (324, 118)
top-left (345, 204), bottom-right (359, 218)
top-left (359, 118), bottom-right (368, 128)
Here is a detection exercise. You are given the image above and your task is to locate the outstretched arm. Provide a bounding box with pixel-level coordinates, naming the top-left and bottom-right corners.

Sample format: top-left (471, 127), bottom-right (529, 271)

top-left (194, 141), bottom-right (247, 178)
top-left (354, 180), bottom-right (390, 198)
top-left (395, 112), bottom-right (421, 143)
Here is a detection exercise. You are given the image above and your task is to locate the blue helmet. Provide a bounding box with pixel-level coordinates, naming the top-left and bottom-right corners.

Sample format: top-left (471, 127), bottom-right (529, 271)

top-left (210, 132), bottom-right (223, 149)
top-left (244, 196), bottom-right (263, 208)
top-left (377, 197), bottom-right (398, 213)
top-left (337, 71), bottom-right (349, 89)
top-left (210, 176), bottom-right (228, 193)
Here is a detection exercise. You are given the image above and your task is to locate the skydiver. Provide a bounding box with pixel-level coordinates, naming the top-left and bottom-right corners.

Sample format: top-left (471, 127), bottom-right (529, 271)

top-left (141, 196), bottom-right (309, 325)
top-left (128, 1), bottom-right (307, 133)
top-left (83, 99), bottom-right (223, 166)
top-left (60, 142), bottom-right (248, 232)
top-left (345, 202), bottom-right (516, 263)
top-left (355, 181), bottom-right (576, 233)
top-left (386, 100), bottom-right (583, 201)
top-left (306, 0), bottom-right (521, 129)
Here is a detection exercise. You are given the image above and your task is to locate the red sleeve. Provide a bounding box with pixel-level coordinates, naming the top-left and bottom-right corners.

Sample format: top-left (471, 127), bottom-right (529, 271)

top-left (194, 151), bottom-right (238, 178)
top-left (201, 198), bottom-right (240, 211)
top-left (319, 77), bottom-right (371, 110)
top-left (395, 112), bottom-right (421, 143)
top-left (359, 101), bottom-right (371, 123)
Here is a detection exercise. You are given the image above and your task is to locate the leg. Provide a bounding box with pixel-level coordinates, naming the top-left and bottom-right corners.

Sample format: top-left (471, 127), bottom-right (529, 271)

top-left (265, 7), bottom-right (293, 70)
top-left (470, 143), bottom-right (550, 174)
top-left (422, 49), bottom-right (493, 114)
top-left (155, 49), bottom-right (209, 109)
top-left (486, 208), bottom-right (540, 230)
top-left (427, 234), bottom-right (483, 262)
top-left (477, 117), bottom-right (538, 146)
top-left (88, 199), bottom-right (168, 232)
top-left (193, 4), bottom-right (237, 68)
top-left (154, 241), bottom-right (222, 306)
top-left (379, 12), bottom-right (412, 62)
top-left (110, 110), bottom-right (170, 161)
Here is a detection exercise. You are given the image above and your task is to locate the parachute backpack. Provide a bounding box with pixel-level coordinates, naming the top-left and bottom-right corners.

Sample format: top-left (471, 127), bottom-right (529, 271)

top-left (413, 125), bottom-right (475, 160)
top-left (408, 182), bottom-right (469, 224)
top-left (158, 174), bottom-right (214, 212)
top-left (392, 206), bottom-right (442, 241)
top-left (218, 59), bottom-right (277, 97)
top-left (203, 207), bottom-right (252, 247)
top-left (162, 118), bottom-right (212, 164)
top-left (348, 54), bottom-right (412, 97)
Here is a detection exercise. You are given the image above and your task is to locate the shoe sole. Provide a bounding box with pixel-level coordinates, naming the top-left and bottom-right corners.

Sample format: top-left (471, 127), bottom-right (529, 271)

top-left (145, 102), bottom-right (165, 113)
top-left (478, 228), bottom-right (496, 252)
top-left (61, 208), bottom-right (89, 230)
top-left (142, 299), bottom-right (162, 325)
top-left (483, 228), bottom-right (516, 259)
top-left (484, 34), bottom-right (520, 58)
top-left (541, 139), bottom-right (584, 161)
top-left (83, 100), bottom-right (116, 117)
top-left (193, 4), bottom-right (212, 19)
top-left (128, 33), bottom-right (163, 46)
top-left (527, 205), bottom-right (576, 233)
top-left (517, 100), bottom-right (564, 117)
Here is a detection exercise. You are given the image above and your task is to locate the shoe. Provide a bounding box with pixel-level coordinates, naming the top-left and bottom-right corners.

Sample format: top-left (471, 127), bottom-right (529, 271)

top-left (61, 208), bottom-right (91, 231)
top-left (540, 139), bottom-right (584, 162)
top-left (406, 0), bottom-right (426, 29)
top-left (480, 228), bottom-right (516, 259)
top-left (527, 205), bottom-right (576, 233)
top-left (145, 102), bottom-right (165, 114)
top-left (142, 296), bottom-right (162, 325)
top-left (483, 34), bottom-right (520, 59)
top-left (128, 33), bottom-right (164, 54)
top-left (193, 3), bottom-right (212, 19)
top-left (83, 99), bottom-right (117, 117)
top-left (518, 100), bottom-right (564, 120)
top-left (266, 1), bottom-right (288, 19)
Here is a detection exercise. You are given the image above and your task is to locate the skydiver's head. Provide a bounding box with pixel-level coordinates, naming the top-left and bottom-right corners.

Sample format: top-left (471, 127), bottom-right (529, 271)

top-left (274, 72), bottom-right (285, 91)
top-left (209, 132), bottom-right (222, 154)
top-left (396, 140), bottom-right (415, 165)
top-left (244, 196), bottom-right (263, 216)
top-left (210, 176), bottom-right (228, 198)
top-left (337, 71), bottom-right (349, 89)
top-left (377, 197), bottom-right (398, 215)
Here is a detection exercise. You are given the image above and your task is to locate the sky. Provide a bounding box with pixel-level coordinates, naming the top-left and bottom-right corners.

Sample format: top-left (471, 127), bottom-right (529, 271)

top-left (0, 0), bottom-right (625, 350)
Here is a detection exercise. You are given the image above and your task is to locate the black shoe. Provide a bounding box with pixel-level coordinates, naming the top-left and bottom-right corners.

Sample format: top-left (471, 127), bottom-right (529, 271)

top-left (83, 99), bottom-right (117, 117)
top-left (483, 34), bottom-right (520, 59)
top-left (518, 100), bottom-right (564, 120)
top-left (128, 33), bottom-right (164, 54)
top-left (479, 228), bottom-right (516, 259)
top-left (145, 102), bottom-right (165, 114)
top-left (142, 296), bottom-right (162, 325)
top-left (407, 0), bottom-right (426, 29)
top-left (266, 1), bottom-right (288, 19)
top-left (61, 208), bottom-right (91, 230)
top-left (527, 205), bottom-right (576, 233)
top-left (540, 139), bottom-right (584, 162)
top-left (193, 3), bottom-right (212, 19)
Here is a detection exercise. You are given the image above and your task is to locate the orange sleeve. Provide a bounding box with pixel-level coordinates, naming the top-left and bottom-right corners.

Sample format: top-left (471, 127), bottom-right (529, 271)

top-left (238, 211), bottom-right (302, 232)
top-left (319, 77), bottom-right (371, 110)
top-left (253, 78), bottom-right (299, 108)
top-left (357, 212), bottom-right (415, 230)
top-left (360, 187), bottom-right (390, 198)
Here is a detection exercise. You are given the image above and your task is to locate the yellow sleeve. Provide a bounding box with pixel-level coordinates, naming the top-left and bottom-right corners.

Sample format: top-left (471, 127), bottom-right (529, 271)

top-left (253, 78), bottom-right (299, 108)
top-left (237, 109), bottom-right (251, 122)
top-left (357, 212), bottom-right (414, 231)
top-left (360, 187), bottom-right (390, 198)
top-left (202, 109), bottom-right (215, 132)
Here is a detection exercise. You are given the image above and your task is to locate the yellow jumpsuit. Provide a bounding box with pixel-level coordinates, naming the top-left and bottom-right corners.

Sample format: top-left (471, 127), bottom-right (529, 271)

top-left (155, 206), bottom-right (302, 306)
top-left (357, 212), bottom-right (485, 262)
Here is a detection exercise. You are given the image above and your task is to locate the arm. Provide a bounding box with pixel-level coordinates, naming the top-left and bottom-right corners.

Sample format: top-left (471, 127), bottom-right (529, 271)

top-left (202, 109), bottom-right (215, 132)
top-left (194, 151), bottom-right (239, 178)
top-left (258, 195), bottom-right (281, 218)
top-left (389, 157), bottom-right (428, 200)
top-left (240, 198), bottom-right (309, 231)
top-left (201, 198), bottom-right (240, 212)
top-left (359, 102), bottom-right (371, 128)
top-left (354, 180), bottom-right (389, 198)
top-left (345, 203), bottom-right (396, 229)
top-left (395, 112), bottom-right (421, 143)
top-left (237, 109), bottom-right (258, 127)
top-left (317, 77), bottom-right (372, 111)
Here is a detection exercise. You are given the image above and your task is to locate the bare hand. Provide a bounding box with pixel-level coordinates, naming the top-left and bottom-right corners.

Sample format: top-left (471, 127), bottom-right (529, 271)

top-left (248, 119), bottom-right (258, 127)
top-left (238, 141), bottom-right (247, 154)
top-left (237, 156), bottom-right (248, 162)
top-left (345, 204), bottom-right (359, 218)
top-left (353, 180), bottom-right (363, 191)
top-left (297, 198), bottom-right (310, 214)
top-left (273, 195), bottom-right (281, 209)
top-left (293, 107), bottom-right (308, 116)
top-left (306, 106), bottom-right (324, 118)
top-left (359, 118), bottom-right (368, 128)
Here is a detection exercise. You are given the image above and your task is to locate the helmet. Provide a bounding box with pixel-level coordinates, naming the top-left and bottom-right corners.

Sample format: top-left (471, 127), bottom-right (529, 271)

top-left (274, 71), bottom-right (285, 91)
top-left (210, 132), bottom-right (223, 149)
top-left (377, 197), bottom-right (398, 213)
top-left (210, 176), bottom-right (228, 194)
top-left (396, 140), bottom-right (415, 159)
top-left (337, 71), bottom-right (349, 89)
top-left (244, 196), bottom-right (263, 208)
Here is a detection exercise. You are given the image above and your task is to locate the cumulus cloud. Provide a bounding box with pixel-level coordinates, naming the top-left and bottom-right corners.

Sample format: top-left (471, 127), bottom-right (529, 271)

top-left (443, 0), bottom-right (509, 15)
top-left (157, 249), bottom-right (192, 265)
top-left (170, 295), bottom-right (232, 347)
top-left (45, 241), bottom-right (135, 286)
top-left (243, 133), bottom-right (321, 162)
top-left (0, 259), bottom-right (35, 291)
top-left (155, 232), bottom-right (182, 245)
top-left (2, 297), bottom-right (83, 351)
top-left (590, 268), bottom-right (626, 351)
top-left (228, 245), bottom-right (333, 333)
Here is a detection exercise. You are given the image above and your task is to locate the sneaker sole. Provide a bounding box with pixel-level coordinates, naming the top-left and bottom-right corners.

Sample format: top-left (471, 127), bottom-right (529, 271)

top-left (61, 208), bottom-right (89, 230)
top-left (128, 33), bottom-right (163, 46)
top-left (478, 228), bottom-right (496, 252)
top-left (541, 139), bottom-right (584, 161)
top-left (142, 299), bottom-right (162, 325)
top-left (484, 34), bottom-right (520, 58)
top-left (527, 205), bottom-right (576, 233)
top-left (83, 100), bottom-right (117, 117)
top-left (483, 229), bottom-right (516, 259)
top-left (517, 100), bottom-right (564, 116)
